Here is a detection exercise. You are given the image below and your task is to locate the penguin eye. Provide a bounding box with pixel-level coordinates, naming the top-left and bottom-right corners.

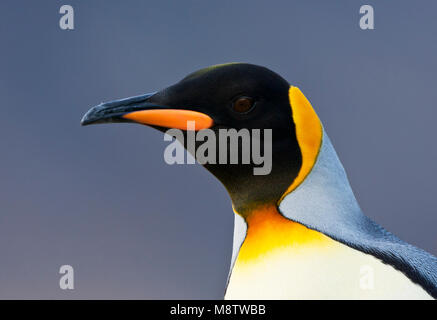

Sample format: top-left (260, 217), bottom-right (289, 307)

top-left (232, 96), bottom-right (254, 113)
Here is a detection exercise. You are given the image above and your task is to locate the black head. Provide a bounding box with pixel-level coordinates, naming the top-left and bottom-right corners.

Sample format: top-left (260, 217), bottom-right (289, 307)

top-left (150, 63), bottom-right (292, 133)
top-left (81, 63), bottom-right (319, 216)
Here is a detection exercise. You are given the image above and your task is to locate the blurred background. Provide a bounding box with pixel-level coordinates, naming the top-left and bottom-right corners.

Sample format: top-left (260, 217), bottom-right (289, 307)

top-left (0, 0), bottom-right (436, 298)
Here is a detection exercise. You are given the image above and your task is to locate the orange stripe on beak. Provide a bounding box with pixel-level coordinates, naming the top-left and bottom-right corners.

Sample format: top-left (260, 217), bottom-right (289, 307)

top-left (122, 109), bottom-right (214, 131)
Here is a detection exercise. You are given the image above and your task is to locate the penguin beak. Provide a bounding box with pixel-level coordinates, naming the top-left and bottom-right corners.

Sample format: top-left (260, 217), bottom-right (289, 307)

top-left (80, 92), bottom-right (214, 131)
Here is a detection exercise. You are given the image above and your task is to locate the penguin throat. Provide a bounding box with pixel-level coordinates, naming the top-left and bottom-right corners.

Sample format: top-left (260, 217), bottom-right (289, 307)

top-left (204, 135), bottom-right (302, 217)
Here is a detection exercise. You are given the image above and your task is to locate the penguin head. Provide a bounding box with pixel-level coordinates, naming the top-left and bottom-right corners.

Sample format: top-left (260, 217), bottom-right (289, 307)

top-left (81, 63), bottom-right (321, 216)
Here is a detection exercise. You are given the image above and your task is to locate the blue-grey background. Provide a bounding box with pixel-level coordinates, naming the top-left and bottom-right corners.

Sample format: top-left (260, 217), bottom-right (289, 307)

top-left (0, 0), bottom-right (435, 299)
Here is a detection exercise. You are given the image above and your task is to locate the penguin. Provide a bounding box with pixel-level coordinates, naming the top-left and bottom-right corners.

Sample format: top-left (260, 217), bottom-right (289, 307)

top-left (81, 63), bottom-right (437, 299)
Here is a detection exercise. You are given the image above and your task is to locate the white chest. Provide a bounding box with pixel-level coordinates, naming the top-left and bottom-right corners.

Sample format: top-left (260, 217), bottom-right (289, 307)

top-left (225, 209), bottom-right (431, 300)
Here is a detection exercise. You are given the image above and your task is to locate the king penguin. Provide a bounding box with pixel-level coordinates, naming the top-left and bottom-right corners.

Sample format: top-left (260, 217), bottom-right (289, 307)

top-left (81, 63), bottom-right (437, 299)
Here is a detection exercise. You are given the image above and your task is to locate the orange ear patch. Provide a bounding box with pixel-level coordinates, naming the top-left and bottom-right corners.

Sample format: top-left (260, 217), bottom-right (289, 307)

top-left (279, 87), bottom-right (322, 202)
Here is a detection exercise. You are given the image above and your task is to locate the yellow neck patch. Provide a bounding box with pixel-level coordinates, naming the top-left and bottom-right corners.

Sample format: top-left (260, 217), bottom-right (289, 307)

top-left (278, 87), bottom-right (322, 203)
top-left (236, 205), bottom-right (331, 263)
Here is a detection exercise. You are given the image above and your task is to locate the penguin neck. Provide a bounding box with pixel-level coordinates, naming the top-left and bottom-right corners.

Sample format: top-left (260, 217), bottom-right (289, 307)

top-left (227, 130), bottom-right (363, 276)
